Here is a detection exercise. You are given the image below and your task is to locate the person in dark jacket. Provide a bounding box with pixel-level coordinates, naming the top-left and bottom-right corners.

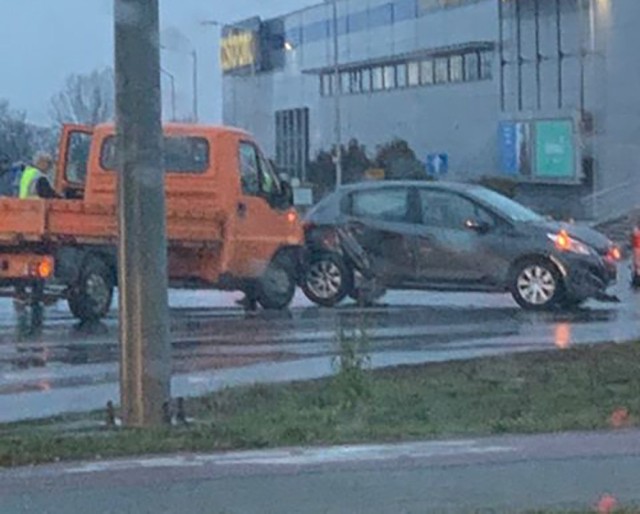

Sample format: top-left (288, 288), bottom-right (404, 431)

top-left (0, 153), bottom-right (16, 197)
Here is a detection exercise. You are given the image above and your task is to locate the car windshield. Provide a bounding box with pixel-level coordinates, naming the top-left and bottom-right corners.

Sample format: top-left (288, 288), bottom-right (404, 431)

top-left (470, 187), bottom-right (544, 223)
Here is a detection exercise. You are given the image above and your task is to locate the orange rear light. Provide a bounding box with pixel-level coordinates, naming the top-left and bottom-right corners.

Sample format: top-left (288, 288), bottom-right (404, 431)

top-left (287, 211), bottom-right (298, 224)
top-left (633, 228), bottom-right (640, 249)
top-left (36, 258), bottom-right (54, 279)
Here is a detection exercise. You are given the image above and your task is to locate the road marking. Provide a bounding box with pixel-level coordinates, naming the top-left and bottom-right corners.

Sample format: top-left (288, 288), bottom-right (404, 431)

top-left (62, 440), bottom-right (515, 475)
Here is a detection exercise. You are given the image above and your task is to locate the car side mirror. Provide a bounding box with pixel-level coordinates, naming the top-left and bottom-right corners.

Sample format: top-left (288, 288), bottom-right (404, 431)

top-left (465, 218), bottom-right (491, 234)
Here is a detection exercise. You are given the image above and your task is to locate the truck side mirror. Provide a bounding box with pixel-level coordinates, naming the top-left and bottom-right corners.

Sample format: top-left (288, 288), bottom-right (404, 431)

top-left (280, 180), bottom-right (294, 208)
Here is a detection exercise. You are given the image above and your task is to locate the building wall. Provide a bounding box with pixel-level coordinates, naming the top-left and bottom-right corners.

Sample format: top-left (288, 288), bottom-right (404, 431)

top-left (223, 0), bottom-right (639, 220)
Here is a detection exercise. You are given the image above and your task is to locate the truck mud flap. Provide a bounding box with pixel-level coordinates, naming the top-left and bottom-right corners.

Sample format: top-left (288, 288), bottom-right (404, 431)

top-left (336, 226), bottom-right (374, 279)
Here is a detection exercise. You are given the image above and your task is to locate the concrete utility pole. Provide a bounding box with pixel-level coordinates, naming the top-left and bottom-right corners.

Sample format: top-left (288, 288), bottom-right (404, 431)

top-left (114, 0), bottom-right (171, 427)
top-left (332, 0), bottom-right (343, 188)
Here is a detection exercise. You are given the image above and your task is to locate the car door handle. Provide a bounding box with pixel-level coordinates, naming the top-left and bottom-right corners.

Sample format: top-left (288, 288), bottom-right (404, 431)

top-left (237, 202), bottom-right (247, 218)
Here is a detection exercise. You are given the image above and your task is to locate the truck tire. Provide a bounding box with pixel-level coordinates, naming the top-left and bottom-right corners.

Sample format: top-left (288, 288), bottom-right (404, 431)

top-left (257, 254), bottom-right (296, 311)
top-left (68, 257), bottom-right (114, 322)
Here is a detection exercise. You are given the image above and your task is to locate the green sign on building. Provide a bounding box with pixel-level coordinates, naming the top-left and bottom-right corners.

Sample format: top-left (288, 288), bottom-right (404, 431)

top-left (534, 120), bottom-right (575, 179)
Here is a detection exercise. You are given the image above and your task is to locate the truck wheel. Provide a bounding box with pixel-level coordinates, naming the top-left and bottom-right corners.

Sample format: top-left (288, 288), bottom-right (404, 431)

top-left (257, 254), bottom-right (296, 311)
top-left (302, 252), bottom-right (352, 307)
top-left (68, 257), bottom-right (114, 322)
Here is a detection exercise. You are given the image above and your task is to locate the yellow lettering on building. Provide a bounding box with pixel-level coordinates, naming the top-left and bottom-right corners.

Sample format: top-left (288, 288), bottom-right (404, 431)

top-left (220, 32), bottom-right (257, 72)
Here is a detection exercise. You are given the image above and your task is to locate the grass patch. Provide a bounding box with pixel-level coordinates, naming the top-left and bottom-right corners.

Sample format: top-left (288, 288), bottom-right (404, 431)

top-left (2, 340), bottom-right (640, 468)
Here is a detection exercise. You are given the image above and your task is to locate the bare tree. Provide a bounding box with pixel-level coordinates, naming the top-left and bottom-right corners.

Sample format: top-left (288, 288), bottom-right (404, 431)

top-left (0, 100), bottom-right (58, 162)
top-left (50, 67), bottom-right (115, 126)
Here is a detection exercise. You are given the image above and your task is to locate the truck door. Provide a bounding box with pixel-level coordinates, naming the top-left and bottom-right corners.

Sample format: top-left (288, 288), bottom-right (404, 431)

top-left (231, 141), bottom-right (296, 278)
top-left (55, 125), bottom-right (93, 199)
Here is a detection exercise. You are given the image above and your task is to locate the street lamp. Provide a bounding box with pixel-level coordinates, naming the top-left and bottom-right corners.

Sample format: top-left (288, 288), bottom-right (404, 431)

top-left (160, 67), bottom-right (176, 121)
top-left (331, 0), bottom-right (343, 188)
top-left (160, 42), bottom-right (199, 122)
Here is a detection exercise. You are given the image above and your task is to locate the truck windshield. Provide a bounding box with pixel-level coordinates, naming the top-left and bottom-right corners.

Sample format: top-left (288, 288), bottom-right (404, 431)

top-left (100, 136), bottom-right (209, 174)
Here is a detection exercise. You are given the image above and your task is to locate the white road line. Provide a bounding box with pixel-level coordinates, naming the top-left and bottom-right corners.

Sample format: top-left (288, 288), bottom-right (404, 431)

top-left (62, 440), bottom-right (515, 475)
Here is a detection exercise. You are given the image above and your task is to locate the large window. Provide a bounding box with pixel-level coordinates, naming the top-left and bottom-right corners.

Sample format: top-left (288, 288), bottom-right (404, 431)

top-left (464, 52), bottom-right (480, 82)
top-left (396, 63), bottom-right (408, 88)
top-left (480, 50), bottom-right (493, 79)
top-left (351, 188), bottom-right (409, 223)
top-left (318, 50), bottom-right (494, 96)
top-left (383, 65), bottom-right (396, 90)
top-left (275, 107), bottom-right (310, 180)
top-left (435, 57), bottom-right (449, 84)
top-left (449, 55), bottom-right (464, 82)
top-left (372, 67), bottom-right (384, 91)
top-left (101, 136), bottom-right (209, 174)
top-left (407, 61), bottom-right (420, 86)
top-left (420, 60), bottom-right (434, 85)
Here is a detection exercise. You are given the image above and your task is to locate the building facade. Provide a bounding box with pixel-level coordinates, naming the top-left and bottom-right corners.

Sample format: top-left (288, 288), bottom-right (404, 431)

top-left (222, 0), bottom-right (637, 220)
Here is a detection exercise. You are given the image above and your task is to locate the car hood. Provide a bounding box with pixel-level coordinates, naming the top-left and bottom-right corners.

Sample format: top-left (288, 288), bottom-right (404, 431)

top-left (527, 220), bottom-right (613, 253)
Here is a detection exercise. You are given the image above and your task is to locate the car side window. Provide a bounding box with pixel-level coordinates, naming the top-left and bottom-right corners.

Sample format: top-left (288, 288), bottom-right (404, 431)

top-left (351, 188), bottom-right (409, 223)
top-left (257, 152), bottom-right (281, 196)
top-left (239, 143), bottom-right (261, 195)
top-left (420, 190), bottom-right (494, 229)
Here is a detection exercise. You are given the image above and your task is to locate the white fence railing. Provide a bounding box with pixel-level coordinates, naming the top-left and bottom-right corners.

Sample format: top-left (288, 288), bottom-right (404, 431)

top-left (580, 180), bottom-right (640, 223)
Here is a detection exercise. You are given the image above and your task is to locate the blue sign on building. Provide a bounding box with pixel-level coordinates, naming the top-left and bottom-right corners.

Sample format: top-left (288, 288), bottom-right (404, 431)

top-left (426, 153), bottom-right (448, 176)
top-left (499, 121), bottom-right (518, 175)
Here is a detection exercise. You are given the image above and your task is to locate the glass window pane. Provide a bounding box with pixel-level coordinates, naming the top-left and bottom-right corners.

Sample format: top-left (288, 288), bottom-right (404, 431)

top-left (352, 188), bottom-right (409, 222)
top-left (465, 52), bottom-right (480, 81)
top-left (239, 143), bottom-right (260, 195)
top-left (372, 67), bottom-right (384, 91)
top-left (396, 63), bottom-right (408, 88)
top-left (361, 68), bottom-right (372, 92)
top-left (408, 62), bottom-right (420, 86)
top-left (449, 55), bottom-right (463, 82)
top-left (384, 65), bottom-right (396, 89)
top-left (435, 57), bottom-right (449, 84)
top-left (340, 71), bottom-right (349, 93)
top-left (420, 60), bottom-right (434, 85)
top-left (370, 4), bottom-right (393, 28)
top-left (480, 50), bottom-right (493, 79)
top-left (349, 70), bottom-right (361, 93)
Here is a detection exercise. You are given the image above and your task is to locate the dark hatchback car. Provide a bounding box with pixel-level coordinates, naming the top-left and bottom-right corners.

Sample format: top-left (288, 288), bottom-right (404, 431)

top-left (301, 181), bottom-right (620, 310)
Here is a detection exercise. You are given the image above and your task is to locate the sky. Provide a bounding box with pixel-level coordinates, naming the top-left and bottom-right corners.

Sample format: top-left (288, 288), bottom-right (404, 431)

top-left (0, 0), bottom-right (318, 125)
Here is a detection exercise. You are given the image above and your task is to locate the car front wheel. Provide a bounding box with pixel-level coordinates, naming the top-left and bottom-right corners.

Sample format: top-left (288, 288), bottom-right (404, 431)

top-left (511, 258), bottom-right (562, 311)
top-left (257, 254), bottom-right (297, 310)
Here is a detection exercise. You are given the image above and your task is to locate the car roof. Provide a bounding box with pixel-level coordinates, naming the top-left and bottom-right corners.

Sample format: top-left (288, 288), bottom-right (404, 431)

top-left (334, 180), bottom-right (483, 195)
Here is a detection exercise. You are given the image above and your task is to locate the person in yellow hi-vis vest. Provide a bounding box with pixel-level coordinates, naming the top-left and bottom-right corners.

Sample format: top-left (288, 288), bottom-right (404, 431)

top-left (19, 153), bottom-right (57, 199)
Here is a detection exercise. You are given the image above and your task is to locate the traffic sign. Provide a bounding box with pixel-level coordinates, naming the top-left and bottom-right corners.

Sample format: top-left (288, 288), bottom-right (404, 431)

top-left (427, 153), bottom-right (448, 176)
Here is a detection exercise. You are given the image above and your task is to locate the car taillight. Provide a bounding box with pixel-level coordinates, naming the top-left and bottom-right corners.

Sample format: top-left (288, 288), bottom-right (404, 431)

top-left (632, 228), bottom-right (640, 250)
top-left (606, 246), bottom-right (622, 262)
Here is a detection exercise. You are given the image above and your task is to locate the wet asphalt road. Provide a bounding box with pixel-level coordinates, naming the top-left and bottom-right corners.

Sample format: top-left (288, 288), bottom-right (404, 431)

top-left (0, 263), bottom-right (638, 422)
top-left (2, 429), bottom-right (640, 513)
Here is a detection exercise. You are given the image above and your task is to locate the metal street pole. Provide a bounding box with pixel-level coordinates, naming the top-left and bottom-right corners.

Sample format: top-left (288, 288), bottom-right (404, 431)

top-left (114, 0), bottom-right (171, 428)
top-left (332, 0), bottom-right (343, 188)
top-left (191, 50), bottom-right (199, 122)
top-left (161, 67), bottom-right (177, 121)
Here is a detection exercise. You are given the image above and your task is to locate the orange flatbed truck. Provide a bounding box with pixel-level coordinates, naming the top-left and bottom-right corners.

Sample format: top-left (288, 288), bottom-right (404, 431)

top-left (0, 123), bottom-right (304, 322)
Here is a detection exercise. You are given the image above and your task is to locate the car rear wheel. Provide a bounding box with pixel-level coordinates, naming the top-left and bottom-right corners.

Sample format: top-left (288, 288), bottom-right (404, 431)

top-left (68, 257), bottom-right (114, 322)
top-left (302, 253), bottom-right (352, 307)
top-left (257, 254), bottom-right (297, 311)
top-left (511, 258), bottom-right (562, 311)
